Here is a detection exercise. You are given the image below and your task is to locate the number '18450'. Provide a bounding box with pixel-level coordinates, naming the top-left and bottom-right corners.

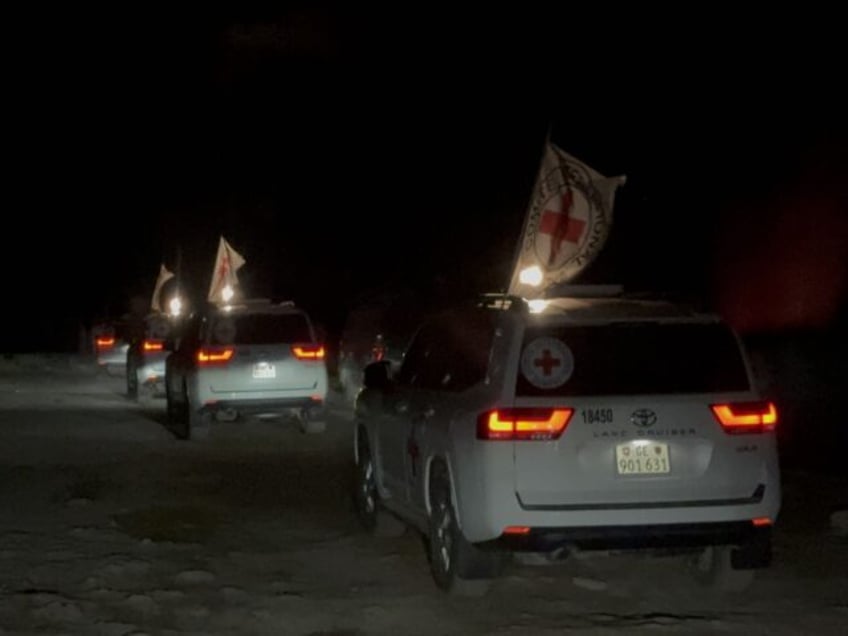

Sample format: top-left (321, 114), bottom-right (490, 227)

top-left (581, 408), bottom-right (614, 424)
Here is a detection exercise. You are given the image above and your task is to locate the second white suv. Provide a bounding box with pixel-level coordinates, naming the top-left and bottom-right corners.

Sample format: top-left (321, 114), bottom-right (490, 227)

top-left (165, 300), bottom-right (328, 440)
top-left (352, 291), bottom-right (780, 595)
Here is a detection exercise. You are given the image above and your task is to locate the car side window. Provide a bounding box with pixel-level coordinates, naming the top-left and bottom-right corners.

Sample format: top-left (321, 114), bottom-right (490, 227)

top-left (395, 312), bottom-right (495, 392)
top-left (395, 325), bottom-right (434, 387)
top-left (414, 324), bottom-right (454, 390)
top-left (439, 312), bottom-right (495, 392)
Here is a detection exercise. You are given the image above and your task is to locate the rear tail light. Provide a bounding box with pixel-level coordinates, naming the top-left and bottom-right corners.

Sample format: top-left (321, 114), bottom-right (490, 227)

top-left (95, 337), bottom-right (115, 349)
top-left (197, 347), bottom-right (234, 365)
top-left (477, 408), bottom-right (573, 441)
top-left (143, 339), bottom-right (164, 352)
top-left (502, 526), bottom-right (531, 535)
top-left (710, 401), bottom-right (778, 434)
top-left (292, 344), bottom-right (325, 360)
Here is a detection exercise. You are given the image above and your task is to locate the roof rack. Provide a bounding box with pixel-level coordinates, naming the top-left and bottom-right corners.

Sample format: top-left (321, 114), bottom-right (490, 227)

top-left (542, 284), bottom-right (624, 299)
top-left (475, 293), bottom-right (528, 312)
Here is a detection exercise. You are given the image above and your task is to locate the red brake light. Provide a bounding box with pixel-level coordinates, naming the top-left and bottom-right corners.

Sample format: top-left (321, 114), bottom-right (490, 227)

top-left (197, 347), bottom-right (234, 365)
top-left (711, 401), bottom-right (778, 434)
top-left (292, 344), bottom-right (325, 360)
top-left (143, 339), bottom-right (164, 352)
top-left (96, 337), bottom-right (115, 349)
top-left (477, 408), bottom-right (573, 441)
top-left (502, 526), bottom-right (531, 535)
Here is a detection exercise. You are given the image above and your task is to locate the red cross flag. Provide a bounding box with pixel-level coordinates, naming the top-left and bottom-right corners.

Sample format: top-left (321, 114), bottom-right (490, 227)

top-left (507, 142), bottom-right (626, 297)
top-left (207, 236), bottom-right (246, 303)
top-left (150, 264), bottom-right (174, 313)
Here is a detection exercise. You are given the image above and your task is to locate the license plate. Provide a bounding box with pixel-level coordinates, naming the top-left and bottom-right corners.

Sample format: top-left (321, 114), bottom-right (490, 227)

top-left (252, 362), bottom-right (276, 379)
top-left (615, 441), bottom-right (670, 475)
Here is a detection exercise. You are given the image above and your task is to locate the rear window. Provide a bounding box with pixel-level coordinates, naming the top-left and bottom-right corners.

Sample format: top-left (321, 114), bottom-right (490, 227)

top-left (208, 313), bottom-right (312, 345)
top-left (145, 315), bottom-right (173, 340)
top-left (516, 322), bottom-right (750, 396)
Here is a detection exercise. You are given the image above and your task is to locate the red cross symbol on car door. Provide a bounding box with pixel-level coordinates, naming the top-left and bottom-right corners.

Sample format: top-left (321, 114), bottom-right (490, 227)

top-left (534, 349), bottom-right (562, 377)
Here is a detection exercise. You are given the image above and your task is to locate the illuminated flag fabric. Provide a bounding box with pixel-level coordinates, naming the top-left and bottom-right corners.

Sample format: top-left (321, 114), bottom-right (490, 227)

top-left (150, 264), bottom-right (175, 313)
top-left (207, 236), bottom-right (246, 302)
top-left (507, 142), bottom-right (626, 297)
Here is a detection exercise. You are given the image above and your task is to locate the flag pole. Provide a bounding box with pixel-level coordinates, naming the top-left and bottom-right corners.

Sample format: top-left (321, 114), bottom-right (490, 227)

top-left (504, 120), bottom-right (553, 296)
top-left (174, 243), bottom-right (182, 313)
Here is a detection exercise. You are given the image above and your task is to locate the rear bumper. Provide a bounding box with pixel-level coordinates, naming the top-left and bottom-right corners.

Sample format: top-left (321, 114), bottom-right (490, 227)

top-left (490, 519), bottom-right (766, 550)
top-left (200, 397), bottom-right (325, 419)
top-left (452, 446), bottom-right (781, 544)
top-left (138, 361), bottom-right (166, 383)
top-left (485, 522), bottom-right (772, 568)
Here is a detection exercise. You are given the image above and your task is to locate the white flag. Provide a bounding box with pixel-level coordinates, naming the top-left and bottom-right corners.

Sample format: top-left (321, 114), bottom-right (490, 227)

top-left (207, 236), bottom-right (246, 302)
top-left (150, 264), bottom-right (175, 313)
top-left (507, 142), bottom-right (626, 297)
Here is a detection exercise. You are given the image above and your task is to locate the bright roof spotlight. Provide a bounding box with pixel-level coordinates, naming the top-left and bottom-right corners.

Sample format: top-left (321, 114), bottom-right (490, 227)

top-left (168, 296), bottom-right (182, 317)
top-left (519, 266), bottom-right (544, 287)
top-left (527, 299), bottom-right (549, 313)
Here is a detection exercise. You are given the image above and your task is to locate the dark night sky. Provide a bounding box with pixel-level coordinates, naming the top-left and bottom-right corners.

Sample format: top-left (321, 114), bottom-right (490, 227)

top-left (6, 8), bottom-right (846, 351)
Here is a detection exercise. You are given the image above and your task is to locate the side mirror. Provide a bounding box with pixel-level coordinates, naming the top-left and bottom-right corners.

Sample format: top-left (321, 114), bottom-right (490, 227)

top-left (363, 360), bottom-right (391, 390)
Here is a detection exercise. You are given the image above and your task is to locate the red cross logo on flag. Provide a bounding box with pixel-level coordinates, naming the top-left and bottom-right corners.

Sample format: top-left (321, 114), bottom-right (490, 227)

top-left (539, 188), bottom-right (586, 267)
top-left (207, 236), bottom-right (246, 302)
top-left (507, 142), bottom-right (626, 297)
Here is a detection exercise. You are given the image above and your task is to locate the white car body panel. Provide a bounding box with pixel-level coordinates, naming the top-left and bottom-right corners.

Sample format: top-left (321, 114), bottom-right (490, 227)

top-left (357, 295), bottom-right (781, 547)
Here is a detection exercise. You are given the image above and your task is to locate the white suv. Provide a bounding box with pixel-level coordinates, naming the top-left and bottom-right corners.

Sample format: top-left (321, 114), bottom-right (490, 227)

top-left (352, 292), bottom-right (780, 595)
top-left (165, 300), bottom-right (328, 439)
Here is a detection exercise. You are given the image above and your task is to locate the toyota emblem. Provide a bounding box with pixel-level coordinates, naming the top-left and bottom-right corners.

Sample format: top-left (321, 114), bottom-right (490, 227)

top-left (630, 409), bottom-right (657, 428)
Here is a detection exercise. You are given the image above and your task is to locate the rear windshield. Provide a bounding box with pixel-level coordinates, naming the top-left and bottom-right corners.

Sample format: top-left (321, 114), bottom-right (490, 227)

top-left (516, 322), bottom-right (750, 396)
top-left (208, 313), bottom-right (312, 345)
top-left (145, 315), bottom-right (173, 340)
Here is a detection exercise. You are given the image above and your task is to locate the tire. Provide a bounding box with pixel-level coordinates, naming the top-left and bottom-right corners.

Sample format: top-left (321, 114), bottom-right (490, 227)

top-left (427, 461), bottom-right (504, 596)
top-left (690, 545), bottom-right (756, 592)
top-left (353, 435), bottom-right (406, 538)
top-left (126, 360), bottom-right (138, 400)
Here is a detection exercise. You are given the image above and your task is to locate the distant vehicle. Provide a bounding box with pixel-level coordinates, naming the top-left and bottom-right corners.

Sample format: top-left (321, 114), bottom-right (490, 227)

top-left (164, 299), bottom-right (328, 440)
top-left (352, 291), bottom-right (780, 596)
top-left (337, 296), bottom-right (422, 402)
top-left (92, 319), bottom-right (130, 375)
top-left (126, 313), bottom-right (179, 402)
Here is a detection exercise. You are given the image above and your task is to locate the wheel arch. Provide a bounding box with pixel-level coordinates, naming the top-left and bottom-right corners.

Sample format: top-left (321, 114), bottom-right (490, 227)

top-left (425, 453), bottom-right (464, 531)
top-left (355, 421), bottom-right (391, 501)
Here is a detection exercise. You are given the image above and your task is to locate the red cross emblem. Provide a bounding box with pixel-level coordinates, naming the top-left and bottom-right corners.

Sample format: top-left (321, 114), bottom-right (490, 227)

top-left (212, 250), bottom-right (232, 297)
top-left (539, 188), bottom-right (586, 266)
top-left (534, 349), bottom-right (561, 376)
top-left (217, 251), bottom-right (231, 279)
